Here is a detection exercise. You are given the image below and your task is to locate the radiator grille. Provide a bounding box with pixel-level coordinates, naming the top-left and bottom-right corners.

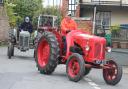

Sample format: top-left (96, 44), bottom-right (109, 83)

top-left (19, 36), bottom-right (29, 47)
top-left (24, 37), bottom-right (29, 47)
top-left (94, 43), bottom-right (101, 58)
top-left (19, 36), bottom-right (23, 46)
top-left (94, 43), bottom-right (106, 58)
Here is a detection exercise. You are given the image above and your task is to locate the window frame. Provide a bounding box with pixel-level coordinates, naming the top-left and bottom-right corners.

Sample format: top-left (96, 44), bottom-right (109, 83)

top-left (96, 11), bottom-right (111, 30)
top-left (68, 0), bottom-right (77, 16)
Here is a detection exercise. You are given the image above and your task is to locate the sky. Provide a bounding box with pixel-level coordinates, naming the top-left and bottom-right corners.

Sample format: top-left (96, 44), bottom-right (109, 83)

top-left (43, 0), bottom-right (62, 7)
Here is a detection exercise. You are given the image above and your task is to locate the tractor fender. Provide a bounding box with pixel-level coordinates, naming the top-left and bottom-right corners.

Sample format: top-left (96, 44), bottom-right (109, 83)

top-left (65, 30), bottom-right (91, 60)
top-left (50, 30), bottom-right (63, 56)
top-left (65, 32), bottom-right (75, 59)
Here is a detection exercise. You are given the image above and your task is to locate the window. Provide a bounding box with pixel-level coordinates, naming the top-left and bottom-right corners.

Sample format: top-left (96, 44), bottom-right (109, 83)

top-left (96, 11), bottom-right (111, 30)
top-left (68, 0), bottom-right (77, 16)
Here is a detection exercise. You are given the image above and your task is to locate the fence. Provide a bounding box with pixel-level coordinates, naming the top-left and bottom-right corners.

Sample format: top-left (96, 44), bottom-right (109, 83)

top-left (111, 28), bottom-right (128, 48)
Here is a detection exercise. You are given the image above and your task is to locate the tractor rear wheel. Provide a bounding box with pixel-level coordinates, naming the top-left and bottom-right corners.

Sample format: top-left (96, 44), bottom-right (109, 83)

top-left (35, 31), bottom-right (60, 74)
top-left (66, 53), bottom-right (85, 82)
top-left (103, 60), bottom-right (122, 85)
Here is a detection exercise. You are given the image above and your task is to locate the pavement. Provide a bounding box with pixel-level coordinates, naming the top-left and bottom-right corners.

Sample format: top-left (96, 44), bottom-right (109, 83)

top-left (112, 48), bottom-right (128, 54)
top-left (0, 47), bottom-right (128, 89)
top-left (123, 67), bottom-right (128, 74)
top-left (106, 48), bottom-right (128, 66)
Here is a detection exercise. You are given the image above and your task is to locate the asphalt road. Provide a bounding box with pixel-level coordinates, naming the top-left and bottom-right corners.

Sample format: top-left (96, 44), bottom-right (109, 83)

top-left (0, 47), bottom-right (128, 89)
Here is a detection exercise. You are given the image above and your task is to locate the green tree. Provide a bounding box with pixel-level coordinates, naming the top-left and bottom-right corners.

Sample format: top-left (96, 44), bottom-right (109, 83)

top-left (5, 1), bottom-right (20, 27)
top-left (42, 6), bottom-right (62, 25)
top-left (5, 0), bottom-right (43, 27)
top-left (13, 0), bottom-right (42, 18)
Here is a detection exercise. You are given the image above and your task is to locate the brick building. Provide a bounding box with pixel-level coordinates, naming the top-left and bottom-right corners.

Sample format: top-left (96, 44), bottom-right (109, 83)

top-left (62, 0), bottom-right (92, 33)
top-left (62, 0), bottom-right (128, 48)
top-left (62, 0), bottom-right (81, 17)
top-left (0, 0), bottom-right (10, 42)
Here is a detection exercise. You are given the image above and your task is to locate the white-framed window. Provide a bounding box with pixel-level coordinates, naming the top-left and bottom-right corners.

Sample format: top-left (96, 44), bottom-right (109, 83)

top-left (68, 0), bottom-right (78, 16)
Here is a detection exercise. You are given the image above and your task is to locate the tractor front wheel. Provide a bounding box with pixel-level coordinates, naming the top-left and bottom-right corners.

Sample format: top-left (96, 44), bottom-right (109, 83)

top-left (35, 31), bottom-right (60, 75)
top-left (66, 53), bottom-right (85, 82)
top-left (103, 60), bottom-right (122, 85)
top-left (7, 42), bottom-right (14, 59)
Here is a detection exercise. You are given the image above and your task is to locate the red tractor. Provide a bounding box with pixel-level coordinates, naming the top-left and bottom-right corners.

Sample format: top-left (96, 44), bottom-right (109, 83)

top-left (35, 15), bottom-right (122, 85)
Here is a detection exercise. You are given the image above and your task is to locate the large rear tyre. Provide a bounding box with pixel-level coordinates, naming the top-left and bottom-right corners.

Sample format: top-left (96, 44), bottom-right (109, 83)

top-left (66, 53), bottom-right (85, 82)
top-left (7, 43), bottom-right (14, 59)
top-left (103, 60), bottom-right (122, 85)
top-left (35, 31), bottom-right (60, 75)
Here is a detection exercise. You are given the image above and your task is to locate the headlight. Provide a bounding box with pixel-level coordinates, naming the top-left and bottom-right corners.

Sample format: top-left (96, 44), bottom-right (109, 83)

top-left (85, 45), bottom-right (90, 51)
top-left (106, 47), bottom-right (111, 52)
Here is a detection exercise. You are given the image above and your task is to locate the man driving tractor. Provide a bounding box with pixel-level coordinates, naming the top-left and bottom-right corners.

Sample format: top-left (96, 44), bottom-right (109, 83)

top-left (61, 12), bottom-right (77, 36)
top-left (19, 17), bottom-right (33, 34)
top-left (60, 12), bottom-right (78, 53)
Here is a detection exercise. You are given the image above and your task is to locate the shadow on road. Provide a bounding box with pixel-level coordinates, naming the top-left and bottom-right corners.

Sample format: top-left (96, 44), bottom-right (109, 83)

top-left (52, 72), bottom-right (67, 78)
top-left (12, 55), bottom-right (34, 61)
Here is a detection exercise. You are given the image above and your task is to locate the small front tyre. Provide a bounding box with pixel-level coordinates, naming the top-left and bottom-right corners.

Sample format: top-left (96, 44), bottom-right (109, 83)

top-left (103, 60), bottom-right (122, 85)
top-left (7, 43), bottom-right (14, 59)
top-left (66, 53), bottom-right (85, 82)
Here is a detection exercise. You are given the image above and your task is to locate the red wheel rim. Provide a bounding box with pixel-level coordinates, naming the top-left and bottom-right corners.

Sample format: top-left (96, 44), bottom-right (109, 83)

top-left (38, 39), bottom-right (50, 67)
top-left (68, 57), bottom-right (80, 78)
top-left (104, 61), bottom-right (118, 80)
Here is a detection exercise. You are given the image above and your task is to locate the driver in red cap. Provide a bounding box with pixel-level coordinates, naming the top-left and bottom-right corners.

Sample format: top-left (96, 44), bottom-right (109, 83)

top-left (61, 12), bottom-right (77, 36)
top-left (60, 12), bottom-right (78, 54)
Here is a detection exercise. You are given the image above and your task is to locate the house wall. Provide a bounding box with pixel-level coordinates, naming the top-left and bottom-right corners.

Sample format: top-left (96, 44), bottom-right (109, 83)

top-left (62, 0), bottom-right (80, 17)
top-left (80, 6), bottom-right (128, 26)
top-left (111, 9), bottom-right (128, 25)
top-left (82, 0), bottom-right (128, 4)
top-left (0, 6), bottom-right (10, 41)
top-left (61, 0), bottom-right (92, 33)
top-left (83, 0), bottom-right (120, 2)
top-left (80, 8), bottom-right (93, 17)
top-left (62, 0), bottom-right (68, 17)
top-left (122, 0), bottom-right (128, 4)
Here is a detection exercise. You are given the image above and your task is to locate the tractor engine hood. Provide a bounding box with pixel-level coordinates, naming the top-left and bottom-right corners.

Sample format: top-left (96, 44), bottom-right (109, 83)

top-left (69, 30), bottom-right (107, 62)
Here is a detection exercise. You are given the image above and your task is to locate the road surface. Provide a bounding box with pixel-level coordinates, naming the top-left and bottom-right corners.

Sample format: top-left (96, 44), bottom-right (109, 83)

top-left (0, 47), bottom-right (127, 89)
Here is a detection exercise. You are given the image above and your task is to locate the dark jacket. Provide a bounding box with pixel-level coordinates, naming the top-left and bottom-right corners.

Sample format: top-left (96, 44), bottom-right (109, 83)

top-left (20, 22), bottom-right (33, 33)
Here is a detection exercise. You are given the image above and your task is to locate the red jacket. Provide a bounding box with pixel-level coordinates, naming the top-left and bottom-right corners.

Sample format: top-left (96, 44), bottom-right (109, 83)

top-left (61, 17), bottom-right (77, 36)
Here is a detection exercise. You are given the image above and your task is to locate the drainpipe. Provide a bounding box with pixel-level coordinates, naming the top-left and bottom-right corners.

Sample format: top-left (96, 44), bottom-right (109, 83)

top-left (92, 5), bottom-right (97, 35)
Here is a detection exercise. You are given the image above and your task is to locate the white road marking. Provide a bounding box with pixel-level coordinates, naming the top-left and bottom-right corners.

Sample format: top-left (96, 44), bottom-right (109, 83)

top-left (85, 78), bottom-right (101, 89)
